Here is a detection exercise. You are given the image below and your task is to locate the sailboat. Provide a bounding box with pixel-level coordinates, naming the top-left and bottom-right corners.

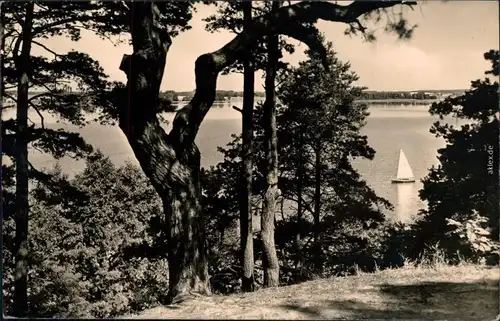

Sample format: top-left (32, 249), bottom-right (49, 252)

top-left (391, 149), bottom-right (416, 183)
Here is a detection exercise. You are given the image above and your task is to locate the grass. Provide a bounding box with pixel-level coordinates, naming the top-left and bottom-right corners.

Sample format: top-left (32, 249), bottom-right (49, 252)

top-left (126, 262), bottom-right (499, 320)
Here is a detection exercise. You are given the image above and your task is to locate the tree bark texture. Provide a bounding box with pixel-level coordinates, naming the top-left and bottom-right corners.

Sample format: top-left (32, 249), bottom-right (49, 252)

top-left (117, 0), bottom-right (414, 302)
top-left (313, 145), bottom-right (323, 273)
top-left (295, 131), bottom-right (305, 275)
top-left (240, 0), bottom-right (256, 293)
top-left (118, 3), bottom-right (211, 303)
top-left (314, 146), bottom-right (321, 243)
top-left (13, 2), bottom-right (34, 317)
top-left (261, 0), bottom-right (281, 288)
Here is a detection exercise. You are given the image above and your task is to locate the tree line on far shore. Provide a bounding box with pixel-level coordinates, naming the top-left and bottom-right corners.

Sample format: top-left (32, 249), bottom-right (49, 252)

top-left (159, 89), bottom-right (463, 103)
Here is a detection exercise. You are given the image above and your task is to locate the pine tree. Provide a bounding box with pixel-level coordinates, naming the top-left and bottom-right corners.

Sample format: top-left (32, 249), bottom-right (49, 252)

top-left (416, 50), bottom-right (499, 263)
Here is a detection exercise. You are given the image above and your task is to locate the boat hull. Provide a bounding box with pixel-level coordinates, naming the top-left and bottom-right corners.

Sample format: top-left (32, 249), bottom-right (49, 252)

top-left (391, 178), bottom-right (415, 183)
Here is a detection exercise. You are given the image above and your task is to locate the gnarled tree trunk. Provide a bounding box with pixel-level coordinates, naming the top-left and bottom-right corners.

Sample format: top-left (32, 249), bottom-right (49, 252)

top-left (116, 0), bottom-right (412, 303)
top-left (240, 1), bottom-right (256, 293)
top-left (13, 3), bottom-right (34, 317)
top-left (261, 0), bottom-right (281, 288)
top-left (117, 3), bottom-right (212, 303)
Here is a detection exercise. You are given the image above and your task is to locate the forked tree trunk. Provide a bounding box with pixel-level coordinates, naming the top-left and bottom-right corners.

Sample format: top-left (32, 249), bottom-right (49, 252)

top-left (261, 0), bottom-right (281, 288)
top-left (13, 3), bottom-right (34, 317)
top-left (240, 1), bottom-right (256, 293)
top-left (117, 3), bottom-right (211, 303)
top-left (116, 0), bottom-right (407, 303)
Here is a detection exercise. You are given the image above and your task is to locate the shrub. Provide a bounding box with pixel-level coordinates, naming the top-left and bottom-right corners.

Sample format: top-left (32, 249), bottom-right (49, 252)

top-left (3, 151), bottom-right (168, 318)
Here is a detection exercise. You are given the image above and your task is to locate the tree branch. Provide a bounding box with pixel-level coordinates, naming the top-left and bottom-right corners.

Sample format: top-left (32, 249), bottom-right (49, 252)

top-left (28, 101), bottom-right (45, 129)
top-left (3, 33), bottom-right (20, 57)
top-left (4, 92), bottom-right (18, 104)
top-left (12, 32), bottom-right (23, 63)
top-left (169, 0), bottom-right (415, 153)
top-left (31, 15), bottom-right (100, 37)
top-left (119, 0), bottom-right (130, 11)
top-left (31, 40), bottom-right (62, 58)
top-left (73, 23), bottom-right (121, 46)
top-left (28, 91), bottom-right (62, 103)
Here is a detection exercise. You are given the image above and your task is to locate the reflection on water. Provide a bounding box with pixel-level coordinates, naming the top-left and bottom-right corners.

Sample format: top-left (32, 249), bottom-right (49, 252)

top-left (393, 183), bottom-right (417, 223)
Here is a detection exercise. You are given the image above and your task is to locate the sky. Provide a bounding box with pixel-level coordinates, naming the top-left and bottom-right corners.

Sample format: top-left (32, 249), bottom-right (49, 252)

top-left (38, 1), bottom-right (499, 92)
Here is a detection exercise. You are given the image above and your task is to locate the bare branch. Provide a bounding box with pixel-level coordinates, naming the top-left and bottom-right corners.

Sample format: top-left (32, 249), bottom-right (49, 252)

top-left (232, 105), bottom-right (243, 113)
top-left (120, 0), bottom-right (130, 11)
top-left (3, 33), bottom-right (20, 56)
top-left (73, 23), bottom-right (121, 46)
top-left (31, 14), bottom-right (116, 37)
top-left (28, 101), bottom-right (45, 129)
top-left (4, 92), bottom-right (18, 104)
top-left (1, 105), bottom-right (16, 111)
top-left (354, 19), bottom-right (367, 34)
top-left (39, 82), bottom-right (65, 94)
top-left (28, 91), bottom-right (60, 103)
top-left (12, 32), bottom-right (23, 62)
top-left (34, 3), bottom-right (50, 11)
top-left (32, 40), bottom-right (62, 58)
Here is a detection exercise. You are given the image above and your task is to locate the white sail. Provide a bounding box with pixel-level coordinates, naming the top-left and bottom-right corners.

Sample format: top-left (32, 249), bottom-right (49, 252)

top-left (396, 149), bottom-right (414, 180)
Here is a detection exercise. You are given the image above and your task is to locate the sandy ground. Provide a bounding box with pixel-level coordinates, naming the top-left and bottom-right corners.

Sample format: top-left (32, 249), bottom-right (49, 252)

top-left (126, 264), bottom-right (499, 320)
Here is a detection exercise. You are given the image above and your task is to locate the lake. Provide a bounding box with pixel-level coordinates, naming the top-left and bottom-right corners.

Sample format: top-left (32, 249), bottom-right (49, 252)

top-left (5, 99), bottom-right (464, 222)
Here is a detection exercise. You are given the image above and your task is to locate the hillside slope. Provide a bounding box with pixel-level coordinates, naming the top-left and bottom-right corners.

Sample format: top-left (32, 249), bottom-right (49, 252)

top-left (128, 265), bottom-right (499, 320)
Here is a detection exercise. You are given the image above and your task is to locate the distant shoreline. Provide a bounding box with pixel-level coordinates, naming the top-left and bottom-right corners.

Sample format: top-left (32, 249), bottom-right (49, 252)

top-left (356, 99), bottom-right (438, 105)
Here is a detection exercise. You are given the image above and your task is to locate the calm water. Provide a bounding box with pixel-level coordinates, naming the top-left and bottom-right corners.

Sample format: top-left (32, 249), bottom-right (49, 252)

top-left (6, 99), bottom-right (463, 222)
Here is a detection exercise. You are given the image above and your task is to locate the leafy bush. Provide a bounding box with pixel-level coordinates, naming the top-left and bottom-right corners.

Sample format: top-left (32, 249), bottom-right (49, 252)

top-left (3, 151), bottom-right (168, 318)
top-left (444, 211), bottom-right (500, 264)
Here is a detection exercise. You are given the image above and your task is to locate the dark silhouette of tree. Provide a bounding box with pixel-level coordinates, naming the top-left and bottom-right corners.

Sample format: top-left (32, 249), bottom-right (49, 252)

top-left (260, 0), bottom-right (282, 288)
top-left (240, 1), bottom-right (257, 293)
top-left (1, 2), bottom-right (137, 315)
top-left (3, 152), bottom-right (169, 317)
top-left (415, 50), bottom-right (499, 264)
top-left (276, 39), bottom-right (392, 275)
top-left (204, 0), bottom-right (301, 291)
top-left (1, 1), bottom-right (193, 314)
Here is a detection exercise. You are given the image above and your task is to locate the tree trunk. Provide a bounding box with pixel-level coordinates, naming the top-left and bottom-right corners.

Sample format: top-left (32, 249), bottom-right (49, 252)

top-left (115, 0), bottom-right (406, 303)
top-left (13, 3), bottom-right (34, 317)
top-left (239, 1), bottom-right (256, 293)
top-left (295, 132), bottom-right (305, 275)
top-left (314, 146), bottom-right (321, 242)
top-left (261, 0), bottom-right (281, 288)
top-left (118, 3), bottom-right (211, 304)
top-left (313, 145), bottom-right (322, 272)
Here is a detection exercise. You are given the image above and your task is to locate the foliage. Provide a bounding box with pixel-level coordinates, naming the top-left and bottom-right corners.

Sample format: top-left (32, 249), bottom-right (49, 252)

top-left (445, 211), bottom-right (500, 264)
top-left (1, 0), bottom-right (199, 176)
top-left (2, 2), bottom-right (198, 315)
top-left (415, 50), bottom-right (499, 264)
top-left (200, 38), bottom-right (392, 290)
top-left (3, 152), bottom-right (167, 317)
top-left (203, 1), bottom-right (297, 75)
